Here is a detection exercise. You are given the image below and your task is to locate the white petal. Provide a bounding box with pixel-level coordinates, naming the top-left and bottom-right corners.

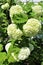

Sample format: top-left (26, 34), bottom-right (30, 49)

top-left (5, 43), bottom-right (11, 52)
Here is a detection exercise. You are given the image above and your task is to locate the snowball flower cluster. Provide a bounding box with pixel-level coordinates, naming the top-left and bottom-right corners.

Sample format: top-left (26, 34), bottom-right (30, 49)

top-left (18, 47), bottom-right (30, 60)
top-left (1, 3), bottom-right (9, 10)
top-left (23, 18), bottom-right (41, 37)
top-left (32, 5), bottom-right (43, 14)
top-left (10, 5), bottom-right (23, 18)
top-left (7, 24), bottom-right (17, 36)
top-left (7, 24), bottom-right (23, 40)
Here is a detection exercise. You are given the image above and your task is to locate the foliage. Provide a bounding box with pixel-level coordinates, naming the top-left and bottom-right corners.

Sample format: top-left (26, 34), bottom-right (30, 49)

top-left (0, 0), bottom-right (43, 65)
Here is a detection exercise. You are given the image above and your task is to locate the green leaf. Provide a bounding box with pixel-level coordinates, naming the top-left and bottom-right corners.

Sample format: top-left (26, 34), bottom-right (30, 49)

top-left (12, 13), bottom-right (28, 24)
top-left (0, 44), bottom-right (3, 51)
top-left (0, 52), bottom-right (7, 63)
top-left (38, 1), bottom-right (43, 8)
top-left (23, 2), bottom-right (34, 13)
top-left (29, 44), bottom-right (34, 51)
top-left (8, 55), bottom-right (16, 63)
top-left (0, 63), bottom-right (4, 65)
top-left (41, 62), bottom-right (43, 65)
top-left (8, 44), bottom-right (20, 56)
top-left (7, 45), bottom-right (20, 63)
top-left (0, 0), bottom-right (7, 4)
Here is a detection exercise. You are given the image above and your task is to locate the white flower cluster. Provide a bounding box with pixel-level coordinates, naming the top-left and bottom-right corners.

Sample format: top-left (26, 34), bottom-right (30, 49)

top-left (10, 5), bottom-right (23, 18)
top-left (23, 18), bottom-right (41, 37)
top-left (1, 3), bottom-right (9, 10)
top-left (7, 24), bottom-right (23, 40)
top-left (32, 5), bottom-right (43, 14)
top-left (7, 24), bottom-right (17, 36)
top-left (18, 47), bottom-right (30, 60)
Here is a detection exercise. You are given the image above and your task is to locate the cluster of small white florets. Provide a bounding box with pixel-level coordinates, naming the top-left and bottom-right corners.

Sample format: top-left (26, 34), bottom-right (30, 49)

top-left (23, 18), bottom-right (41, 37)
top-left (32, 4), bottom-right (43, 14)
top-left (18, 47), bottom-right (30, 60)
top-left (1, 3), bottom-right (9, 10)
top-left (7, 24), bottom-right (23, 40)
top-left (10, 5), bottom-right (24, 18)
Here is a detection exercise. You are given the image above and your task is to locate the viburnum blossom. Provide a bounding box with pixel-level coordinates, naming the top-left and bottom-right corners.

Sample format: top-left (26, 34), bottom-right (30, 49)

top-left (1, 3), bottom-right (9, 10)
top-left (7, 24), bottom-right (17, 36)
top-left (18, 47), bottom-right (30, 60)
top-left (23, 18), bottom-right (41, 37)
top-left (10, 5), bottom-right (23, 18)
top-left (32, 5), bottom-right (43, 14)
top-left (7, 24), bottom-right (23, 40)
